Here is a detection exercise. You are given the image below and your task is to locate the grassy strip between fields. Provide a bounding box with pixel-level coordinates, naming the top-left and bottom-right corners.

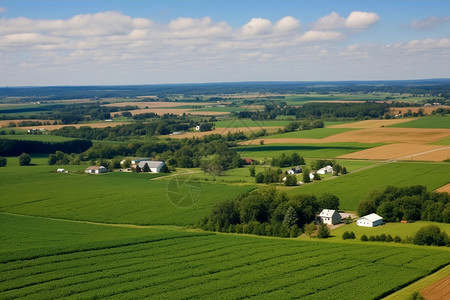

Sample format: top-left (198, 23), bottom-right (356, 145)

top-left (382, 264), bottom-right (450, 300)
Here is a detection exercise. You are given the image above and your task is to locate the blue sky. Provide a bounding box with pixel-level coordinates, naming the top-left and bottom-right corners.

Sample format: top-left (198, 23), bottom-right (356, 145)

top-left (0, 0), bottom-right (449, 86)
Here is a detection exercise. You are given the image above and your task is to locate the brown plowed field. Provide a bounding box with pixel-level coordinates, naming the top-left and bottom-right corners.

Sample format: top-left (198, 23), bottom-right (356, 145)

top-left (436, 183), bottom-right (450, 193)
top-left (328, 119), bottom-right (413, 128)
top-left (169, 127), bottom-right (280, 139)
top-left (338, 144), bottom-right (450, 161)
top-left (420, 275), bottom-right (450, 300)
top-left (390, 106), bottom-right (450, 115)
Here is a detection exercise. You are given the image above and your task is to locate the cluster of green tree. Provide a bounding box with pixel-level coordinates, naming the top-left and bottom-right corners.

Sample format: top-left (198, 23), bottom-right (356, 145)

top-left (0, 156), bottom-right (6, 167)
top-left (255, 168), bottom-right (283, 184)
top-left (413, 225), bottom-right (449, 246)
top-left (63, 135), bottom-right (242, 174)
top-left (52, 120), bottom-right (192, 140)
top-left (271, 153), bottom-right (305, 167)
top-left (357, 185), bottom-right (450, 223)
top-left (18, 152), bottom-right (31, 166)
top-left (283, 120), bottom-right (324, 132)
top-left (341, 231), bottom-right (356, 239)
top-left (360, 233), bottom-right (402, 243)
top-left (0, 139), bottom-right (92, 156)
top-left (197, 187), bottom-right (339, 238)
top-left (48, 151), bottom-right (81, 165)
top-left (234, 102), bottom-right (390, 120)
top-left (431, 107), bottom-right (450, 115)
top-left (360, 225), bottom-right (449, 247)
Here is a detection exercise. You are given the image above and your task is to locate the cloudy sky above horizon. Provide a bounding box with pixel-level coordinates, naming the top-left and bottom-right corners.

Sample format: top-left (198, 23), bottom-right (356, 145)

top-left (0, 0), bottom-right (449, 86)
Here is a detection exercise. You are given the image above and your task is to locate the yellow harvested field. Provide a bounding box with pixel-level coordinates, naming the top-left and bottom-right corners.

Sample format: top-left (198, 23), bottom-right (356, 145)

top-left (436, 183), bottom-right (450, 193)
top-left (338, 144), bottom-right (450, 161)
top-left (103, 101), bottom-right (208, 108)
top-left (18, 122), bottom-right (130, 130)
top-left (0, 119), bottom-right (56, 127)
top-left (125, 108), bottom-right (229, 116)
top-left (328, 119), bottom-right (413, 128)
top-left (390, 106), bottom-right (450, 115)
top-left (241, 128), bottom-right (450, 145)
top-left (169, 127), bottom-right (280, 139)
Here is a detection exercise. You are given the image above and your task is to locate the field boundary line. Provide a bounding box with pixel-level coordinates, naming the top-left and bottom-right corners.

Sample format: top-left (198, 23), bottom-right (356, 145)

top-left (0, 211), bottom-right (186, 231)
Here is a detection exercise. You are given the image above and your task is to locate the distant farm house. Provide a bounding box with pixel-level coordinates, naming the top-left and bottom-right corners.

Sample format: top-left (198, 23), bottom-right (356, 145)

top-left (85, 166), bottom-right (108, 174)
top-left (287, 166), bottom-right (302, 175)
top-left (317, 165), bottom-right (333, 175)
top-left (357, 213), bottom-right (383, 227)
top-left (318, 209), bottom-right (341, 225)
top-left (132, 159), bottom-right (166, 173)
top-left (243, 158), bottom-right (254, 165)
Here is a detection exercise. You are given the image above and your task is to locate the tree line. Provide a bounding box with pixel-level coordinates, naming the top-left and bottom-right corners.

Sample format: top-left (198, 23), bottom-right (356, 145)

top-left (0, 139), bottom-right (92, 156)
top-left (357, 185), bottom-right (450, 223)
top-left (196, 187), bottom-right (340, 238)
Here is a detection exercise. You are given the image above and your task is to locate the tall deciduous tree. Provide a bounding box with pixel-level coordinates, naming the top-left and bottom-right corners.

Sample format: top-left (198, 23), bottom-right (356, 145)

top-left (18, 153), bottom-right (31, 166)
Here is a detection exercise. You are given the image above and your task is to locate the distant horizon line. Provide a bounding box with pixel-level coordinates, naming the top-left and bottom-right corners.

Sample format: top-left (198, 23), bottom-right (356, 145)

top-left (2, 78), bottom-right (450, 88)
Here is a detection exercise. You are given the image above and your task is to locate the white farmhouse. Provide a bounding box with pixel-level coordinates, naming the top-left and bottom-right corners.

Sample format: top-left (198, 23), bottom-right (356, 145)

top-left (85, 166), bottom-right (108, 174)
top-left (317, 165), bottom-right (333, 175)
top-left (357, 213), bottom-right (383, 227)
top-left (318, 209), bottom-right (341, 225)
top-left (137, 160), bottom-right (166, 173)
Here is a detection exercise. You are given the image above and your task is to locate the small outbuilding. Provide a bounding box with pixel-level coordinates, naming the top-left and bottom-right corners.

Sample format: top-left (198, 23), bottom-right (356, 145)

top-left (287, 166), bottom-right (302, 175)
top-left (318, 209), bottom-right (342, 225)
top-left (85, 166), bottom-right (108, 174)
top-left (357, 213), bottom-right (383, 227)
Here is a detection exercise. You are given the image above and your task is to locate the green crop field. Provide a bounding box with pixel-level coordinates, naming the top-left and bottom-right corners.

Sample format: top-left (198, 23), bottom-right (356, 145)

top-left (330, 221), bottom-right (450, 241)
top-left (266, 128), bottom-right (356, 139)
top-left (0, 158), bottom-right (254, 226)
top-left (433, 136), bottom-right (450, 145)
top-left (288, 161), bottom-right (450, 210)
top-left (389, 116), bottom-right (450, 129)
top-left (1, 214), bottom-right (448, 300)
top-left (0, 134), bottom-right (75, 142)
top-left (215, 118), bottom-right (291, 128)
top-left (237, 142), bottom-right (383, 159)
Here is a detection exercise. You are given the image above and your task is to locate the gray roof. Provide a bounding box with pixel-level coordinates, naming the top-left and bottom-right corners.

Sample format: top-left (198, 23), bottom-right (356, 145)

top-left (319, 209), bottom-right (338, 218)
top-left (137, 161), bottom-right (165, 168)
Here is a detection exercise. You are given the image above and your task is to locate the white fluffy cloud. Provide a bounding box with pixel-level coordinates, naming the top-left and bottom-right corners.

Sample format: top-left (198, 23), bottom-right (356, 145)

top-left (0, 10), bottom-right (448, 85)
top-left (410, 16), bottom-right (450, 30)
top-left (312, 11), bottom-right (380, 30)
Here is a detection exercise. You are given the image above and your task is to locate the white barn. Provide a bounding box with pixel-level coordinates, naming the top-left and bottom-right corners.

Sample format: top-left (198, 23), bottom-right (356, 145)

top-left (85, 166), bottom-right (108, 174)
top-left (317, 165), bottom-right (333, 175)
top-left (318, 209), bottom-right (341, 225)
top-left (357, 213), bottom-right (383, 227)
top-left (137, 160), bottom-right (166, 173)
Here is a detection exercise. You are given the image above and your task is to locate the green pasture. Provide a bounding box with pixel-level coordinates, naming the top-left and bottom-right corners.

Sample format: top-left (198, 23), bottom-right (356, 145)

top-left (0, 133), bottom-right (75, 142)
top-left (1, 215), bottom-right (448, 299)
top-left (0, 158), bottom-right (254, 226)
top-left (330, 221), bottom-right (450, 241)
top-left (215, 118), bottom-right (290, 128)
top-left (433, 136), bottom-right (450, 145)
top-left (193, 106), bottom-right (245, 113)
top-left (389, 116), bottom-right (450, 129)
top-left (288, 161), bottom-right (450, 210)
top-left (266, 127), bottom-right (357, 139)
top-left (236, 142), bottom-right (383, 159)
